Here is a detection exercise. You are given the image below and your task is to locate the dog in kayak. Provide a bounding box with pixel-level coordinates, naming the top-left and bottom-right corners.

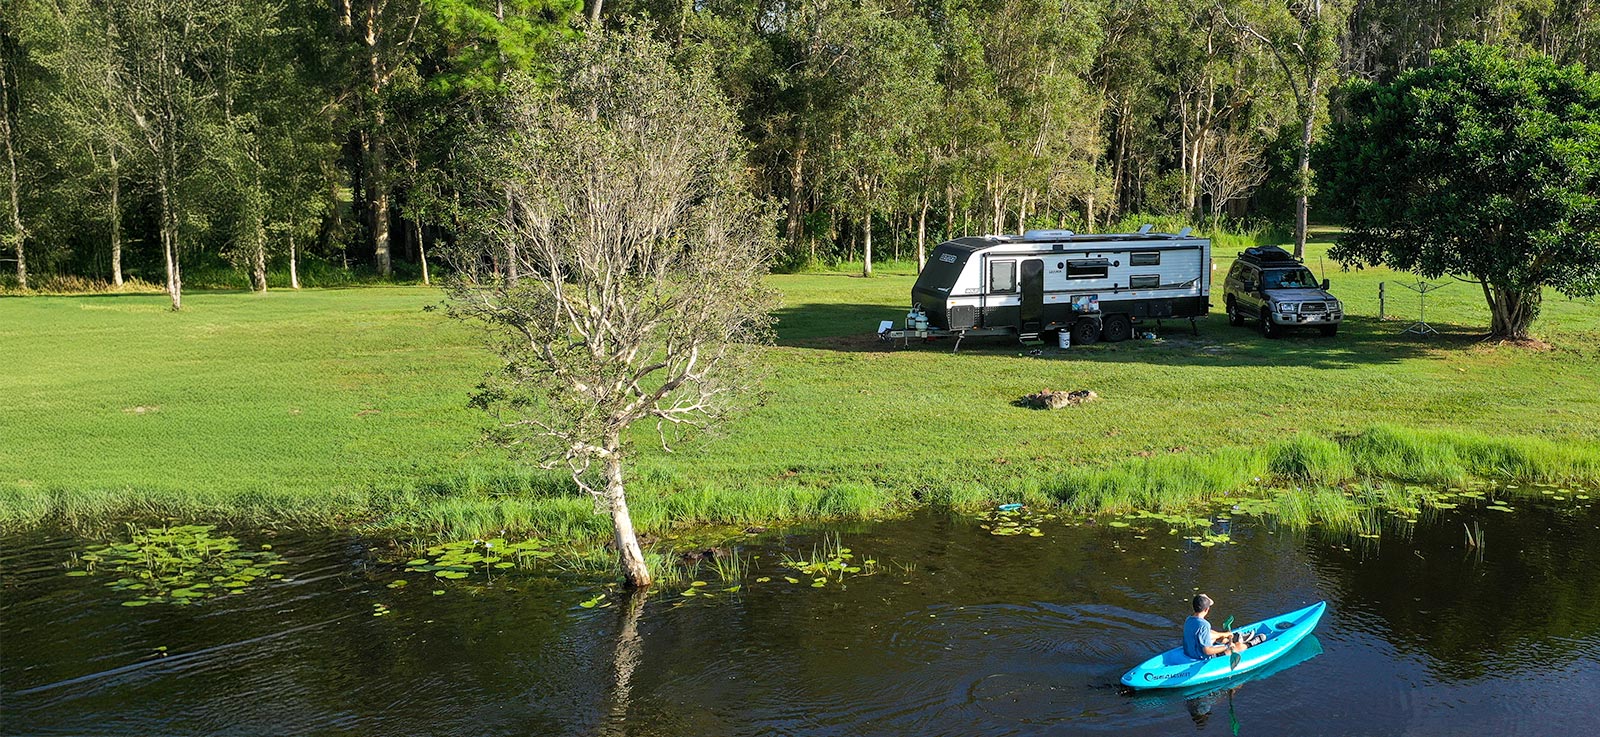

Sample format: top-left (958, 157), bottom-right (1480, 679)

top-left (1183, 593), bottom-right (1266, 659)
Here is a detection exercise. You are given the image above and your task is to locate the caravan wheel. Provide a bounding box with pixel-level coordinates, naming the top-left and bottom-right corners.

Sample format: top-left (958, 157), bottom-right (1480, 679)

top-left (1101, 314), bottom-right (1133, 343)
top-left (1071, 318), bottom-right (1102, 346)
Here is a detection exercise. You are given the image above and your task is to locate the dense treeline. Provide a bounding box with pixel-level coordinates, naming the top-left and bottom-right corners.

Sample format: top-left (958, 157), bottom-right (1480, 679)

top-left (2, 0), bottom-right (1597, 300)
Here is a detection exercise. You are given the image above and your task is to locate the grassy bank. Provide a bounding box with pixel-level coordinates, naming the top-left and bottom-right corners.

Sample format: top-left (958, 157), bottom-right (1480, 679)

top-left (3, 233), bottom-right (1598, 542)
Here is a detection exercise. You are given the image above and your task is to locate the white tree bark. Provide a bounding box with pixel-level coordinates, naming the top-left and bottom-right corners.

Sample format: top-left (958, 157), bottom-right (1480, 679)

top-left (0, 49), bottom-right (24, 290)
top-left (288, 228), bottom-right (301, 289)
top-left (604, 437), bottom-right (651, 588)
top-left (415, 218), bottom-right (429, 286)
top-left (861, 214), bottom-right (873, 277)
top-left (916, 194), bottom-right (928, 272)
top-left (110, 149), bottom-right (123, 287)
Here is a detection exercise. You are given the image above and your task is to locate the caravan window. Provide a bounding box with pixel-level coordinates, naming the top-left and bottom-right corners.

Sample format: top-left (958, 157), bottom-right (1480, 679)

top-left (1066, 259), bottom-right (1110, 279)
top-left (1129, 274), bottom-right (1161, 289)
top-left (988, 260), bottom-right (1017, 293)
top-left (1131, 252), bottom-right (1160, 266)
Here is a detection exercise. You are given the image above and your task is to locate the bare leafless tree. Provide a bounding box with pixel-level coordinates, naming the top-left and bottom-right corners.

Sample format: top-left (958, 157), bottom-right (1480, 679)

top-left (1200, 128), bottom-right (1269, 216)
top-left (446, 27), bottom-right (777, 588)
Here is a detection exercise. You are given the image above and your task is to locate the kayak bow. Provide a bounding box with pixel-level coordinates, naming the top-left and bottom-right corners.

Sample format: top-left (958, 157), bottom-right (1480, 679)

top-left (1120, 601), bottom-right (1327, 690)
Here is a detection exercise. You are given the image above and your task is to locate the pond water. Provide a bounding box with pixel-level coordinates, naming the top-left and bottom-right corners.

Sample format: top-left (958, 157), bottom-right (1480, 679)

top-left (3, 495), bottom-right (1599, 736)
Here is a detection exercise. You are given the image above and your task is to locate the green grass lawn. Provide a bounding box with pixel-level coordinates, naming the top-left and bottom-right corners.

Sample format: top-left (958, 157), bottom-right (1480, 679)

top-left (3, 231), bottom-right (1599, 541)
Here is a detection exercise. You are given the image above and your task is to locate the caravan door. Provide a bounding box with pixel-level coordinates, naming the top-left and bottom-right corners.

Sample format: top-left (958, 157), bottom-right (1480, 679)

top-left (983, 258), bottom-right (1017, 328)
top-left (1019, 258), bottom-right (1044, 333)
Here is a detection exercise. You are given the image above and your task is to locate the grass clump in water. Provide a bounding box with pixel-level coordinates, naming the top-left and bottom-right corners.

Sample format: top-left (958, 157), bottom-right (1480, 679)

top-left (1268, 434), bottom-right (1355, 487)
top-left (780, 535), bottom-right (879, 588)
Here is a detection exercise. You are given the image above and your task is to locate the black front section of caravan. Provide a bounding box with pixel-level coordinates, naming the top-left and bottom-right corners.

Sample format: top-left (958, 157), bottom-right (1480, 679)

top-left (911, 242), bottom-right (978, 330)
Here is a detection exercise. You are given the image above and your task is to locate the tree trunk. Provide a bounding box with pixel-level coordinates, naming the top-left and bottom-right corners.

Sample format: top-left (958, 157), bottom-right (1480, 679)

top-left (944, 183), bottom-right (954, 243)
top-left (846, 215), bottom-right (855, 261)
top-left (892, 212), bottom-right (901, 263)
top-left (289, 228), bottom-right (301, 289)
top-left (1086, 193), bottom-right (1096, 233)
top-left (365, 5), bottom-right (392, 278)
top-left (916, 194), bottom-right (928, 272)
top-left (588, 0), bottom-right (603, 25)
top-left (1294, 1), bottom-right (1322, 259)
top-left (503, 189), bottom-right (518, 284)
top-left (603, 438), bottom-right (651, 589)
top-left (1483, 281), bottom-right (1540, 340)
top-left (252, 223), bottom-right (268, 292)
top-left (991, 177), bottom-right (1003, 234)
top-left (0, 50), bottom-right (23, 291)
top-left (159, 180), bottom-right (181, 310)
top-left (1113, 99), bottom-right (1130, 212)
top-left (415, 218), bottom-right (429, 286)
top-left (371, 141), bottom-right (391, 277)
top-left (785, 135), bottom-right (806, 260)
top-left (110, 150), bottom-right (123, 287)
top-left (251, 178), bottom-right (268, 293)
top-left (1179, 94), bottom-right (1191, 215)
top-left (861, 214), bottom-right (873, 277)
top-left (1293, 89), bottom-right (1315, 259)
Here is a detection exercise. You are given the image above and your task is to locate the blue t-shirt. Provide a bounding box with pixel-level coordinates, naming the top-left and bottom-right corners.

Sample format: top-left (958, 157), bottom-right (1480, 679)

top-left (1183, 615), bottom-right (1214, 659)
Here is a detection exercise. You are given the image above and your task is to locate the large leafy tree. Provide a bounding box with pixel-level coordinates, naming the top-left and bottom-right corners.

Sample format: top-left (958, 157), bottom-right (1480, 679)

top-left (1320, 42), bottom-right (1600, 339)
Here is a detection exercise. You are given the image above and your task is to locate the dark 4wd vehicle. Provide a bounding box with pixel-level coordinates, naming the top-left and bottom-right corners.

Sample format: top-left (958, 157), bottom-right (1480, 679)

top-left (1222, 246), bottom-right (1343, 338)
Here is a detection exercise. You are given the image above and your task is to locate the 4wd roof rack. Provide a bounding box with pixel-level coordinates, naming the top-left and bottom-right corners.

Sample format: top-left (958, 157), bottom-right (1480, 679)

top-left (1237, 245), bottom-right (1298, 264)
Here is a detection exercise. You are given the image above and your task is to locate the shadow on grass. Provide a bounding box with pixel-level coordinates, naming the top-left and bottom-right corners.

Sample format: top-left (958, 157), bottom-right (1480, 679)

top-left (773, 301), bottom-right (1485, 368)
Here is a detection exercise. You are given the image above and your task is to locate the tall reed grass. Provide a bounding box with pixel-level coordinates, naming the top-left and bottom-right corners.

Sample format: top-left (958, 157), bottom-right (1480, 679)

top-left (7, 425), bottom-right (1595, 544)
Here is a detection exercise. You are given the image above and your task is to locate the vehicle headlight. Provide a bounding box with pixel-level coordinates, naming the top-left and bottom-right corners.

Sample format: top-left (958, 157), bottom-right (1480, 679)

top-left (1276, 302), bottom-right (1297, 313)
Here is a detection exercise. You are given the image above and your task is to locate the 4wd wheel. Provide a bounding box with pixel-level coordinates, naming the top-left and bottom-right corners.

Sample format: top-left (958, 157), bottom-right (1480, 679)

top-left (1227, 298), bottom-right (1244, 326)
top-left (1259, 309), bottom-right (1280, 339)
top-left (1071, 318), bottom-right (1102, 346)
top-left (1320, 325), bottom-right (1339, 337)
top-left (1101, 314), bottom-right (1133, 343)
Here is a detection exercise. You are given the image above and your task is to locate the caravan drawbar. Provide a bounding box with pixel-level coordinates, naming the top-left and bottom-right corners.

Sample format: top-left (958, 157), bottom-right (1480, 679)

top-left (885, 227), bottom-right (1212, 348)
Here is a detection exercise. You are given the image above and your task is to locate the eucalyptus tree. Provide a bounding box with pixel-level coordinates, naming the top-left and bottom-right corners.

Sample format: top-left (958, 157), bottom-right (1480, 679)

top-left (419, 0), bottom-right (583, 282)
top-left (103, 0), bottom-right (250, 309)
top-left (0, 21), bottom-right (26, 289)
top-left (1320, 43), bottom-right (1600, 339)
top-left (1222, 0), bottom-right (1351, 257)
top-left (21, 0), bottom-right (138, 287)
top-left (332, 0), bottom-right (426, 278)
top-left (824, 1), bottom-right (937, 276)
top-left (448, 27), bottom-right (777, 588)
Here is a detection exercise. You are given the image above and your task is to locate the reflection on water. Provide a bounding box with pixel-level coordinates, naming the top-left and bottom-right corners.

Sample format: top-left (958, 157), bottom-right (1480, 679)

top-left (3, 497), bottom-right (1599, 736)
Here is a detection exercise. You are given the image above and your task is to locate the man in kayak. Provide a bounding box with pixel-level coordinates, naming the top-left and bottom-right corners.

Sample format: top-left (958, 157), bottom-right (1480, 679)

top-left (1184, 594), bottom-right (1264, 659)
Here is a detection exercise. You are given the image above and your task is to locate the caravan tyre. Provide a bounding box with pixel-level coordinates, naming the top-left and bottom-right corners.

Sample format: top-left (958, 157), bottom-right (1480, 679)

top-left (1102, 314), bottom-right (1133, 343)
top-left (1071, 318), bottom-right (1102, 346)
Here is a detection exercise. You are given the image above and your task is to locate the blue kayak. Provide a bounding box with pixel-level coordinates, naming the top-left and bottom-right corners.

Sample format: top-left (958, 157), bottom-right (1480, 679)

top-left (1120, 601), bottom-right (1327, 690)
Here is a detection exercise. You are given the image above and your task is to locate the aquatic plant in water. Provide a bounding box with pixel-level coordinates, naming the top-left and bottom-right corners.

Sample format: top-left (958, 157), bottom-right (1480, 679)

top-left (66, 524), bottom-right (287, 606)
top-left (405, 538), bottom-right (553, 580)
top-left (780, 535), bottom-right (879, 588)
top-left (977, 506), bottom-right (1053, 537)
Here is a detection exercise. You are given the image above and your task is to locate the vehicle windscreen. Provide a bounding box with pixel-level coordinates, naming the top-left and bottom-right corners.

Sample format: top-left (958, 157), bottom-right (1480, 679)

top-left (1262, 268), bottom-right (1319, 289)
